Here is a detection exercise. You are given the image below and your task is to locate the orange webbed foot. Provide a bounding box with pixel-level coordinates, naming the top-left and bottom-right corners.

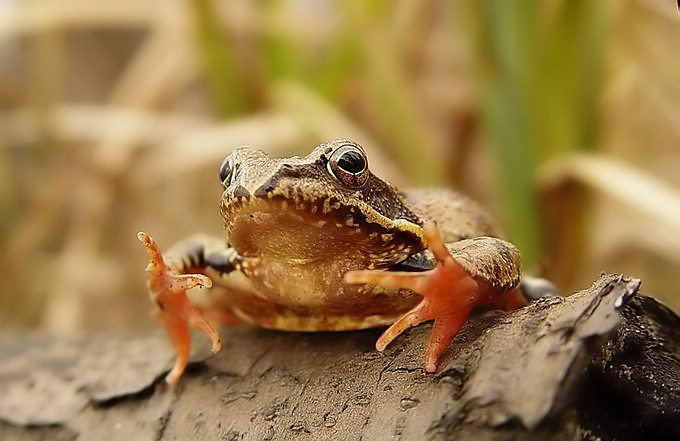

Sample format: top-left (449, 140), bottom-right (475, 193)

top-left (138, 232), bottom-right (222, 384)
top-left (345, 222), bottom-right (487, 373)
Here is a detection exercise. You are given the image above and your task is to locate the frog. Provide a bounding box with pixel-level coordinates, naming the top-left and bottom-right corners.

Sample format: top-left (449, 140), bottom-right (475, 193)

top-left (138, 139), bottom-right (527, 384)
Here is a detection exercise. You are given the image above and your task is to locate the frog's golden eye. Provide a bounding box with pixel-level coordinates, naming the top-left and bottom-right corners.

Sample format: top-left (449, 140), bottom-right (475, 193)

top-left (328, 144), bottom-right (369, 188)
top-left (219, 156), bottom-right (234, 187)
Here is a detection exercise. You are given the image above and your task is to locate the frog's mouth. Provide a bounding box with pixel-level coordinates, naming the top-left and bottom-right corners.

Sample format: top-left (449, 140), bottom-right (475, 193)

top-left (221, 194), bottom-right (425, 266)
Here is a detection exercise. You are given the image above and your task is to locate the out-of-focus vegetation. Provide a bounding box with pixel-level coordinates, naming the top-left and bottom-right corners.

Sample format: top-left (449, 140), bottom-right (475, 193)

top-left (0, 0), bottom-right (679, 331)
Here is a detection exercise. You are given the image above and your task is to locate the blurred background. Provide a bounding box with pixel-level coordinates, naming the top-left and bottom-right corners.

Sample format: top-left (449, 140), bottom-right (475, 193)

top-left (1, 0), bottom-right (679, 332)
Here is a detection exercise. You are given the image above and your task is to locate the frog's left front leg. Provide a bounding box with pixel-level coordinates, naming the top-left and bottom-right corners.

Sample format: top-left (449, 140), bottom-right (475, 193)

top-left (344, 223), bottom-right (523, 373)
top-left (138, 232), bottom-right (237, 384)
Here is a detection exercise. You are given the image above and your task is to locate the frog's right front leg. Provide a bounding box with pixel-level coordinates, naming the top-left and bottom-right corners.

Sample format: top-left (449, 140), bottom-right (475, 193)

top-left (137, 232), bottom-right (237, 384)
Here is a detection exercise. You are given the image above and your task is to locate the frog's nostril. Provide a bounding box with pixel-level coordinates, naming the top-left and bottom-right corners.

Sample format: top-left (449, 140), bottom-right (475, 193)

top-left (279, 163), bottom-right (301, 178)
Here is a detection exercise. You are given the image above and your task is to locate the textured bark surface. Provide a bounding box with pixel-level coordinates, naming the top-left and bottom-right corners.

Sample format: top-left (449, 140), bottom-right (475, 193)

top-left (1, 274), bottom-right (678, 440)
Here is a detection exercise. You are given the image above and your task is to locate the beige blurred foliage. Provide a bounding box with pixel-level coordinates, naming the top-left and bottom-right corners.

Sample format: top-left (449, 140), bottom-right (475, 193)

top-left (0, 0), bottom-right (678, 332)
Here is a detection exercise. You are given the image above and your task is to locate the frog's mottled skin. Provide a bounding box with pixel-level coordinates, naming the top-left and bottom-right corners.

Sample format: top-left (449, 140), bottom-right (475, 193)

top-left (139, 140), bottom-right (524, 383)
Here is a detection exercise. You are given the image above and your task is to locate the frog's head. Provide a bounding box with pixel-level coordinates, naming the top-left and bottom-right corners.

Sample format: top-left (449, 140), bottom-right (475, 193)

top-left (218, 140), bottom-right (426, 268)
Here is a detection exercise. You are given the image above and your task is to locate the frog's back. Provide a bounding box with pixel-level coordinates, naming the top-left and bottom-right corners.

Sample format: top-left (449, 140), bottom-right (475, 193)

top-left (403, 188), bottom-right (501, 242)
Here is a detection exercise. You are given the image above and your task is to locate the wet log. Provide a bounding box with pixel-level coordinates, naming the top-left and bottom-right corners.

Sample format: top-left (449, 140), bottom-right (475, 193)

top-left (1, 274), bottom-right (678, 440)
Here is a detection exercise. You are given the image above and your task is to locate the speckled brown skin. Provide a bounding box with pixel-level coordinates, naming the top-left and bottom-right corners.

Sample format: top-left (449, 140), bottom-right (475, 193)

top-left (139, 139), bottom-right (523, 383)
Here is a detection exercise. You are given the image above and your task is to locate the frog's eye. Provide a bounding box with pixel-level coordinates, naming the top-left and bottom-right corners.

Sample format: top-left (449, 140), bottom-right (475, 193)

top-left (328, 144), bottom-right (369, 188)
top-left (219, 156), bottom-right (234, 187)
